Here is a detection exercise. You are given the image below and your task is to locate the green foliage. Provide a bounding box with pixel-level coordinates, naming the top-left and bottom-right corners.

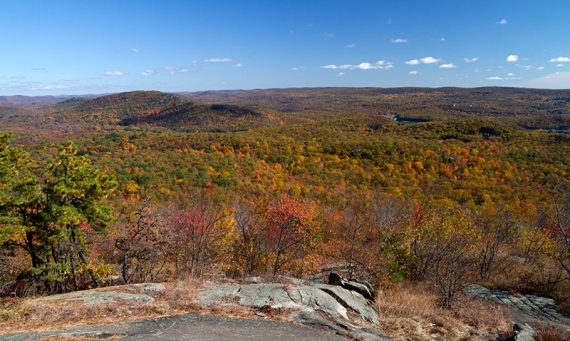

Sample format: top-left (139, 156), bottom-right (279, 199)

top-left (0, 137), bottom-right (116, 292)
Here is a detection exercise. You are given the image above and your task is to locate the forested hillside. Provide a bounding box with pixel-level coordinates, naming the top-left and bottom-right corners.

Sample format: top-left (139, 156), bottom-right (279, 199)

top-left (1, 88), bottom-right (569, 337)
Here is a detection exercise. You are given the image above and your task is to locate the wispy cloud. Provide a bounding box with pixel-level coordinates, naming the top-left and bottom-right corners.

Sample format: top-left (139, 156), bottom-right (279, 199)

top-left (205, 58), bottom-right (232, 63)
top-left (391, 38), bottom-right (408, 44)
top-left (164, 61), bottom-right (197, 74)
top-left (440, 63), bottom-right (456, 69)
top-left (497, 18), bottom-right (508, 25)
top-left (344, 44), bottom-right (356, 48)
top-left (131, 48), bottom-right (140, 53)
top-left (550, 56), bottom-right (570, 63)
top-left (506, 54), bottom-right (519, 62)
top-left (525, 71), bottom-right (570, 89)
top-left (233, 63), bottom-right (243, 68)
top-left (103, 70), bottom-right (124, 77)
top-left (141, 69), bottom-right (155, 76)
top-left (405, 59), bottom-right (420, 65)
top-left (337, 72), bottom-right (345, 76)
top-left (321, 60), bottom-right (393, 70)
top-left (323, 32), bottom-right (335, 38)
top-left (517, 64), bottom-right (534, 71)
top-left (487, 76), bottom-right (502, 80)
top-left (556, 63), bottom-right (565, 68)
top-left (409, 70), bottom-right (418, 75)
top-left (464, 57), bottom-right (479, 63)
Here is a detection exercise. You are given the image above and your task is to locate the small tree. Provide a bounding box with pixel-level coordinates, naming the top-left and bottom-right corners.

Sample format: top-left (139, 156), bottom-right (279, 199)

top-left (406, 206), bottom-right (481, 308)
top-left (115, 197), bottom-right (167, 283)
top-left (1, 139), bottom-right (116, 293)
top-left (164, 198), bottom-right (232, 278)
top-left (263, 195), bottom-right (320, 276)
top-left (231, 201), bottom-right (265, 277)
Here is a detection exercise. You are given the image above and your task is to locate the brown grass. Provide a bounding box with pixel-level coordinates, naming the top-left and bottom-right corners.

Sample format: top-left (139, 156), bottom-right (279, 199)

top-left (376, 282), bottom-right (513, 340)
top-left (0, 278), bottom-right (296, 336)
top-left (535, 325), bottom-right (568, 341)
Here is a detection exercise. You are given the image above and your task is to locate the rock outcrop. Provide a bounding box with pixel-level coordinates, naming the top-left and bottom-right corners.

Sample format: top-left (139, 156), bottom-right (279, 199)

top-left (464, 284), bottom-right (569, 325)
top-left (513, 323), bottom-right (536, 341)
top-left (328, 272), bottom-right (375, 300)
top-left (197, 278), bottom-right (385, 340)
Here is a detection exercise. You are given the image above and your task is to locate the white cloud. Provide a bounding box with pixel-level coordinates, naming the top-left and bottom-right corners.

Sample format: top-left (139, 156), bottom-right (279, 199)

top-left (409, 70), bottom-right (418, 75)
top-left (550, 56), bottom-right (570, 63)
top-left (497, 18), bottom-right (508, 25)
top-left (131, 48), bottom-right (140, 53)
top-left (506, 54), bottom-right (519, 62)
top-left (507, 72), bottom-right (515, 77)
top-left (420, 56), bottom-right (440, 64)
top-left (440, 63), bottom-right (456, 69)
top-left (291, 67), bottom-right (299, 71)
top-left (321, 60), bottom-right (393, 70)
top-left (344, 44), bottom-right (356, 48)
top-left (391, 38), bottom-right (408, 44)
top-left (556, 63), bottom-right (565, 68)
top-left (337, 72), bottom-right (345, 76)
top-left (464, 57), bottom-right (479, 63)
top-left (205, 58), bottom-right (232, 63)
top-left (233, 63), bottom-right (243, 68)
top-left (538, 66), bottom-right (545, 70)
top-left (487, 76), bottom-right (503, 80)
top-left (323, 32), bottom-right (335, 38)
top-left (405, 57), bottom-right (440, 65)
top-left (141, 69), bottom-right (155, 76)
top-left (103, 70), bottom-right (124, 77)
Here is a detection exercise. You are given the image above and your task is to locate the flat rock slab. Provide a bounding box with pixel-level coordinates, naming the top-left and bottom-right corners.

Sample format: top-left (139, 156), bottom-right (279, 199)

top-left (292, 310), bottom-right (390, 341)
top-left (198, 283), bottom-right (346, 316)
top-left (1, 313), bottom-right (347, 341)
top-left (198, 282), bottom-right (380, 325)
top-left (35, 290), bottom-right (155, 306)
top-left (465, 284), bottom-right (570, 327)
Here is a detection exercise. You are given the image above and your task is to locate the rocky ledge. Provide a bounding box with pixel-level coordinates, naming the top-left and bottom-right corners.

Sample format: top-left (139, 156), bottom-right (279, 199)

top-left (197, 274), bottom-right (389, 340)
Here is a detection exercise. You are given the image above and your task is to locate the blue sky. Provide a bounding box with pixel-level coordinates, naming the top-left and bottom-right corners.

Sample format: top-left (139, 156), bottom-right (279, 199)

top-left (1, 0), bottom-right (569, 95)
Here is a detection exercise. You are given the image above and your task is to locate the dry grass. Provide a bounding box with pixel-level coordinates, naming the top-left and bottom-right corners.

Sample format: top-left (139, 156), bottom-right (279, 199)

top-left (0, 278), bottom-right (295, 335)
top-left (0, 279), bottom-right (214, 334)
top-left (376, 282), bottom-right (513, 340)
top-left (535, 325), bottom-right (568, 341)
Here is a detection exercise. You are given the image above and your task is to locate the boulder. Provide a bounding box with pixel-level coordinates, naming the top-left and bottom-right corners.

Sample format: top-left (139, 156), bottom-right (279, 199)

top-left (198, 283), bottom-right (349, 319)
top-left (287, 286), bottom-right (348, 319)
top-left (313, 283), bottom-right (379, 324)
top-left (513, 323), bottom-right (535, 341)
top-left (328, 273), bottom-right (375, 300)
top-left (237, 284), bottom-right (298, 309)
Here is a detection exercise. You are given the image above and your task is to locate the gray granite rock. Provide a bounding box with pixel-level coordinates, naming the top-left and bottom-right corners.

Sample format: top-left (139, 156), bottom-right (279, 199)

top-left (464, 284), bottom-right (569, 325)
top-left (35, 291), bottom-right (155, 306)
top-left (513, 323), bottom-right (535, 341)
top-left (287, 285), bottom-right (348, 319)
top-left (313, 283), bottom-right (379, 324)
top-left (291, 310), bottom-right (390, 341)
